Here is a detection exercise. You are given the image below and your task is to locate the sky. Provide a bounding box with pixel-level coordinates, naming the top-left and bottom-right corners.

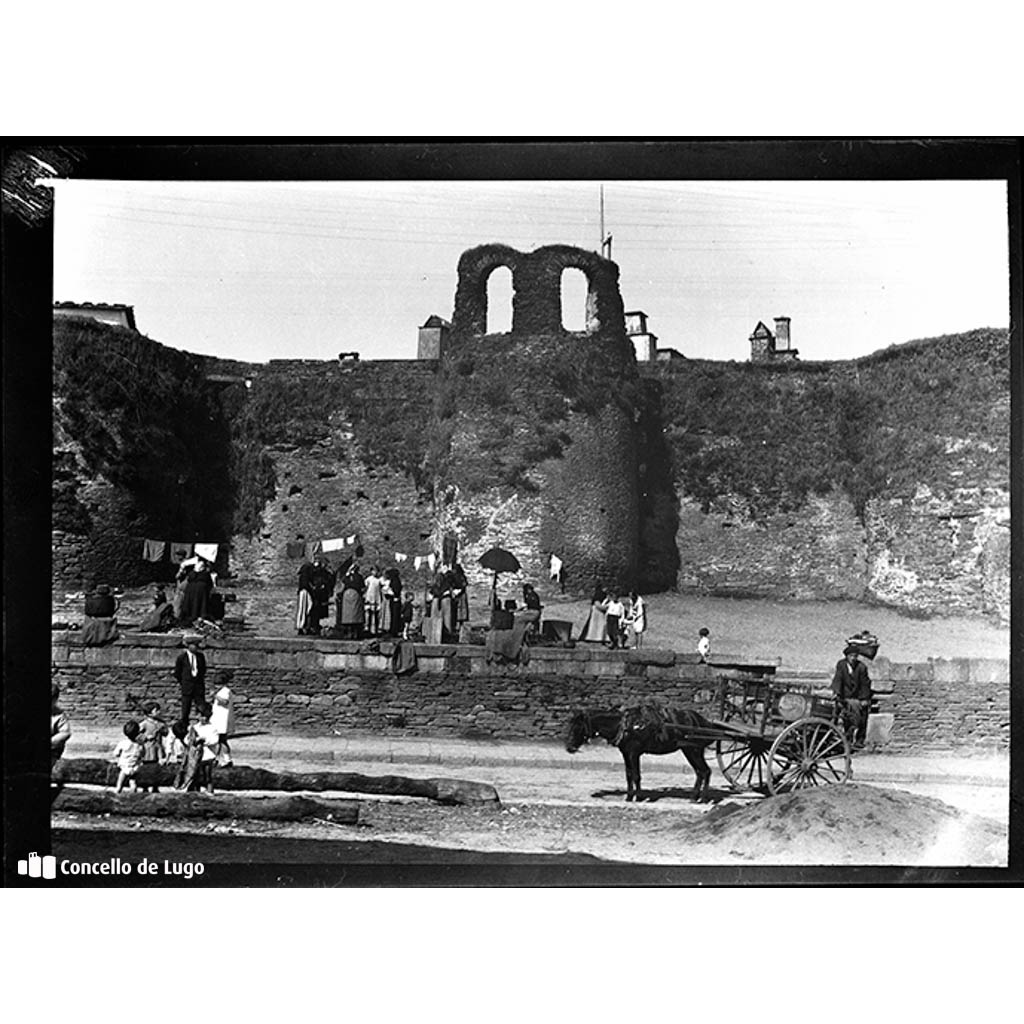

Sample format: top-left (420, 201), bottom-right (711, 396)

top-left (50, 178), bottom-right (1010, 365)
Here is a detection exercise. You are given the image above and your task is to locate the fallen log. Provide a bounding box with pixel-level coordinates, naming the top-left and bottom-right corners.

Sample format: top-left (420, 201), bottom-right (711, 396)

top-left (52, 786), bottom-right (359, 823)
top-left (54, 758), bottom-right (500, 807)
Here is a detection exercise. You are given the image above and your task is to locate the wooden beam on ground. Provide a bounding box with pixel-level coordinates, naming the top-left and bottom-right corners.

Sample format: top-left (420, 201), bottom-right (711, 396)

top-left (53, 758), bottom-right (500, 807)
top-left (52, 786), bottom-right (359, 823)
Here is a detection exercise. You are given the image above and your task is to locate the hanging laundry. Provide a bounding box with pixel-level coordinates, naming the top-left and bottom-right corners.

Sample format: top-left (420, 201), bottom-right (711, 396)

top-left (414, 556), bottom-right (423, 570)
top-left (143, 539), bottom-right (166, 562)
top-left (395, 552), bottom-right (408, 563)
top-left (346, 534), bottom-right (358, 546)
top-left (286, 541), bottom-right (305, 559)
top-left (427, 554), bottom-right (437, 571)
top-left (194, 542), bottom-right (219, 563)
top-left (170, 543), bottom-right (194, 565)
top-left (321, 537), bottom-right (347, 553)
top-left (549, 554), bottom-right (563, 580)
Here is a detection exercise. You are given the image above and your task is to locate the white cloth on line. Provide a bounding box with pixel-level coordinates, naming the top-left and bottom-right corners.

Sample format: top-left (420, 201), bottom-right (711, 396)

top-left (194, 542), bottom-right (219, 563)
top-left (427, 554), bottom-right (437, 571)
top-left (549, 554), bottom-right (563, 579)
top-left (321, 537), bottom-right (347, 552)
top-left (395, 553), bottom-right (407, 562)
top-left (346, 534), bottom-right (357, 545)
top-left (414, 556), bottom-right (423, 570)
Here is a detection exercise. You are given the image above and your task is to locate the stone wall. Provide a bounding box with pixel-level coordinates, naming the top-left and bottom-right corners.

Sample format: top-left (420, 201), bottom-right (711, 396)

top-left (52, 289), bottom-right (1009, 623)
top-left (671, 486), bottom-right (1010, 620)
top-left (675, 490), bottom-right (868, 599)
top-left (223, 359), bottom-right (437, 584)
top-left (51, 480), bottom-right (152, 590)
top-left (642, 329), bottom-right (1010, 623)
top-left (50, 633), bottom-right (1008, 752)
top-left (863, 486), bottom-right (1010, 621)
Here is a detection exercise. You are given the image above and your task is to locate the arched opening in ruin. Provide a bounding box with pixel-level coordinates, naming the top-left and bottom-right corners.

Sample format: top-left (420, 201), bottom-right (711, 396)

top-left (560, 267), bottom-right (589, 331)
top-left (485, 265), bottom-right (513, 334)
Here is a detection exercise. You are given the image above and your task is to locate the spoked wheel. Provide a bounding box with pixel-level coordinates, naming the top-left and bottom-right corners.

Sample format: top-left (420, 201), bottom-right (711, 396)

top-left (716, 735), bottom-right (772, 792)
top-left (767, 718), bottom-right (851, 796)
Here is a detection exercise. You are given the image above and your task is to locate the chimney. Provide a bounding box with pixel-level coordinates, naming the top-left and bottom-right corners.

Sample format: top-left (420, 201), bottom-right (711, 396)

top-left (773, 316), bottom-right (791, 351)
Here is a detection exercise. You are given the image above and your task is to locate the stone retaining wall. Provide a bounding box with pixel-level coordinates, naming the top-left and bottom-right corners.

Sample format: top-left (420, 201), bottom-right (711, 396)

top-left (50, 634), bottom-right (1008, 752)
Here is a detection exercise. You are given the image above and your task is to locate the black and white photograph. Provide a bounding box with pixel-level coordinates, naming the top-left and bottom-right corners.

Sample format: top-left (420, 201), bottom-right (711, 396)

top-left (4, 139), bottom-right (1021, 888)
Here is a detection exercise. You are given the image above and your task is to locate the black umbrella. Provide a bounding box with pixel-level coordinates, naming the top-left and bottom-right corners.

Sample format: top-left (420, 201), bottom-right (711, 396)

top-left (478, 548), bottom-right (521, 609)
top-left (478, 548), bottom-right (521, 574)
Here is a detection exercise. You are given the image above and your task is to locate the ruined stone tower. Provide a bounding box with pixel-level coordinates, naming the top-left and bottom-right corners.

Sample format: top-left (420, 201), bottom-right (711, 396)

top-left (431, 243), bottom-right (641, 592)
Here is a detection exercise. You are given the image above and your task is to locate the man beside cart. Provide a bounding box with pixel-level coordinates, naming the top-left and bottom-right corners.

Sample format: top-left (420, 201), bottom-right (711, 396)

top-left (831, 643), bottom-right (873, 749)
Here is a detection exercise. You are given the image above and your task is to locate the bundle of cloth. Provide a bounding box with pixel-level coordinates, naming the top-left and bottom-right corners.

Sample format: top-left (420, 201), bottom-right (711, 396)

top-left (845, 630), bottom-right (880, 660)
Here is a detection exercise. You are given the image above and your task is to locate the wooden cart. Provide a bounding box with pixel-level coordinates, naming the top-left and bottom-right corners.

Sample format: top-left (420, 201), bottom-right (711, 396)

top-left (703, 677), bottom-right (854, 796)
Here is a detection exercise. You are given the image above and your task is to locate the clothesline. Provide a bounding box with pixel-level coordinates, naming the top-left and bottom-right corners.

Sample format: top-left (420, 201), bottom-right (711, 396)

top-left (140, 540), bottom-right (220, 564)
top-left (289, 539), bottom-right (567, 580)
top-left (286, 535), bottom-right (439, 571)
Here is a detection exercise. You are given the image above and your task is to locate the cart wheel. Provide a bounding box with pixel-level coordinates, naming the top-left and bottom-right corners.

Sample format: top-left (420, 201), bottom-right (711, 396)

top-left (767, 718), bottom-right (851, 796)
top-left (716, 736), bottom-right (772, 792)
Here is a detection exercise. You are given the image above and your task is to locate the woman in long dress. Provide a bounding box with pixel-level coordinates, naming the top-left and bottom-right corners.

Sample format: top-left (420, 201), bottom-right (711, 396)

top-left (180, 559), bottom-right (213, 625)
top-left (579, 584), bottom-right (608, 643)
top-left (337, 564), bottom-right (365, 640)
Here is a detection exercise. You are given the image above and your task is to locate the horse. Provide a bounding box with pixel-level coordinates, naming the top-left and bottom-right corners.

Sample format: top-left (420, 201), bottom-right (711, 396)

top-left (565, 705), bottom-right (716, 803)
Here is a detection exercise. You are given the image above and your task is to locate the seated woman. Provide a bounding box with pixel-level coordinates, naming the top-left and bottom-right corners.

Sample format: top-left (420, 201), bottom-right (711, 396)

top-left (81, 583), bottom-right (120, 646)
top-left (519, 583), bottom-right (542, 636)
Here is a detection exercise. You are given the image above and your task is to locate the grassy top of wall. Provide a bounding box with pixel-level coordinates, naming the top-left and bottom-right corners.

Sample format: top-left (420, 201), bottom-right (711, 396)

top-left (53, 317), bottom-right (235, 539)
top-left (236, 363), bottom-right (435, 489)
top-left (654, 327), bottom-right (1009, 519)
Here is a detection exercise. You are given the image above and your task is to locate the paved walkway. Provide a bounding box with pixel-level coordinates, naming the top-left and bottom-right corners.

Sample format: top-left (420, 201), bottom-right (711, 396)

top-left (66, 724), bottom-right (1009, 787)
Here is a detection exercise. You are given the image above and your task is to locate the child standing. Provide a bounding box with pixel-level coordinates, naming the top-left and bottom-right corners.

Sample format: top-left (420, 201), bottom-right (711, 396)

top-left (604, 592), bottom-right (625, 649)
top-left (191, 703), bottom-right (220, 795)
top-left (697, 626), bottom-right (711, 662)
top-left (165, 720), bottom-right (188, 765)
top-left (624, 591), bottom-right (647, 650)
top-left (136, 701), bottom-right (167, 791)
top-left (111, 720), bottom-right (143, 793)
top-left (401, 592), bottom-right (415, 639)
top-left (209, 678), bottom-right (235, 768)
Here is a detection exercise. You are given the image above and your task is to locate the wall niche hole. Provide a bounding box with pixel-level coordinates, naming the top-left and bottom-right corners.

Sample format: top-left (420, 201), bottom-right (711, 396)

top-left (318, 470), bottom-right (337, 479)
top-left (319, 505), bottom-right (328, 512)
top-left (356, 490), bottom-right (368, 500)
top-left (288, 485), bottom-right (303, 496)
top-left (282, 504), bottom-right (289, 512)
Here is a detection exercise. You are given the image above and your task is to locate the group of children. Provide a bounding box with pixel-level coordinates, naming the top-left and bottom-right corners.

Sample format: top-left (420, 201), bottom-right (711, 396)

top-left (111, 694), bottom-right (231, 796)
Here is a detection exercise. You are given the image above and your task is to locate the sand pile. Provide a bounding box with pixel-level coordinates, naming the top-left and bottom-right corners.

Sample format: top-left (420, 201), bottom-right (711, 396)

top-left (683, 784), bottom-right (1006, 866)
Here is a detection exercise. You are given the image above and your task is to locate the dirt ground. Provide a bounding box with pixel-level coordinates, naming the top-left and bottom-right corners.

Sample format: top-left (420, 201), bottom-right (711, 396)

top-left (52, 769), bottom-right (1009, 869)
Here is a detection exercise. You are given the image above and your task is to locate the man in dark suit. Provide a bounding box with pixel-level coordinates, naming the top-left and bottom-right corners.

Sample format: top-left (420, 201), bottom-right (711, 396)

top-left (831, 645), bottom-right (872, 748)
top-left (174, 635), bottom-right (207, 724)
